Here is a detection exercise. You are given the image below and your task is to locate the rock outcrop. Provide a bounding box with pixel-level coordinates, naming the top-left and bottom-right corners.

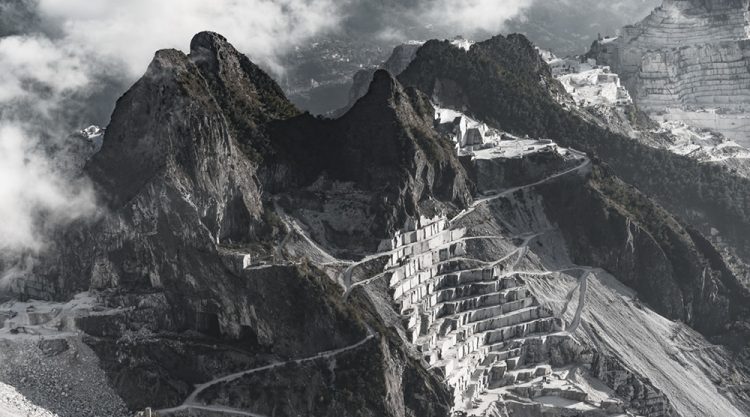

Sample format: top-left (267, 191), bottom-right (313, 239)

top-left (346, 43), bottom-right (424, 111)
top-left (336, 42), bottom-right (424, 116)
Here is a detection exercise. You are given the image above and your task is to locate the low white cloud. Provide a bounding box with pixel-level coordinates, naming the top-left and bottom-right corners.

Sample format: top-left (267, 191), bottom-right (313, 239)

top-left (37, 0), bottom-right (346, 77)
top-left (0, 123), bottom-right (96, 252)
top-left (0, 35), bottom-right (90, 113)
top-left (0, 33), bottom-right (103, 254)
top-left (418, 0), bottom-right (533, 36)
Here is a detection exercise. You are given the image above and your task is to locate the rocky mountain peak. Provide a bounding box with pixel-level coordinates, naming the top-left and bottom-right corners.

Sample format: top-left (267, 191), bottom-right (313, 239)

top-left (86, 47), bottom-right (214, 207)
top-left (189, 31), bottom-right (229, 54)
top-left (188, 31), bottom-right (298, 160)
top-left (266, 66), bottom-right (472, 227)
top-left (473, 34), bottom-right (552, 80)
top-left (188, 30), bottom-right (249, 79)
top-left (364, 69), bottom-right (399, 102)
top-left (352, 68), bottom-right (434, 121)
top-left (145, 48), bottom-right (190, 76)
top-left (188, 31), bottom-right (232, 77)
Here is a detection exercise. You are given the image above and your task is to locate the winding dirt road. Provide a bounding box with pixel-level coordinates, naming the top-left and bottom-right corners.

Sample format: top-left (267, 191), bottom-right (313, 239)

top-left (158, 328), bottom-right (375, 416)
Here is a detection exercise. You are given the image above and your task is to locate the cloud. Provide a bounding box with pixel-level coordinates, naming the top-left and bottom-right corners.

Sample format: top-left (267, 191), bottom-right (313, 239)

top-left (0, 33), bottom-right (104, 254)
top-left (37, 0), bottom-right (347, 77)
top-left (417, 0), bottom-right (533, 36)
top-left (0, 35), bottom-right (89, 109)
top-left (338, 0), bottom-right (534, 42)
top-left (0, 123), bottom-right (96, 252)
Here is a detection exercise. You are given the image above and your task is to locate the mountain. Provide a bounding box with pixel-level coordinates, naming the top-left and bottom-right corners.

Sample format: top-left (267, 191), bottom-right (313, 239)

top-left (1, 29), bottom-right (749, 417)
top-left (398, 29), bottom-right (750, 337)
top-left (277, 1), bottom-right (661, 116)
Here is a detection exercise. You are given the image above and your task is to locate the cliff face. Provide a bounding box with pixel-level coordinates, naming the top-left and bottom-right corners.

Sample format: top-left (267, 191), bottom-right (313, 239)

top-left (88, 47), bottom-right (264, 242)
top-left (589, 0), bottom-right (750, 143)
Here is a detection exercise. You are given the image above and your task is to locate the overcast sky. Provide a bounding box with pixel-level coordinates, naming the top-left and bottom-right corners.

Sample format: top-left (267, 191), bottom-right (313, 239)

top-left (0, 0), bottom-right (659, 256)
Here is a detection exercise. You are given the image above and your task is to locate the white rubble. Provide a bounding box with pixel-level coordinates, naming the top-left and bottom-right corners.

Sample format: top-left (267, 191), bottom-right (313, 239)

top-left (0, 382), bottom-right (58, 417)
top-left (657, 119), bottom-right (750, 162)
top-left (0, 292), bottom-right (98, 338)
top-left (653, 107), bottom-right (750, 148)
top-left (557, 66), bottom-right (632, 108)
top-left (527, 269), bottom-right (749, 417)
top-left (79, 125), bottom-right (104, 140)
top-left (450, 36), bottom-right (475, 51)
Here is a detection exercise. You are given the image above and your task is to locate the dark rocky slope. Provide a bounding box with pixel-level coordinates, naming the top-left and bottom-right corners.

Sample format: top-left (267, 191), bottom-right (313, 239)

top-left (16, 32), bottom-right (464, 416)
top-left (537, 165), bottom-right (750, 340)
top-left (263, 69), bottom-right (472, 252)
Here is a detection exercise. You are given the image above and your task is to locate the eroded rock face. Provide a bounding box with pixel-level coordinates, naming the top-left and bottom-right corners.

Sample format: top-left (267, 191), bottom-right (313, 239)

top-left (589, 0), bottom-right (750, 143)
top-left (536, 164), bottom-right (750, 337)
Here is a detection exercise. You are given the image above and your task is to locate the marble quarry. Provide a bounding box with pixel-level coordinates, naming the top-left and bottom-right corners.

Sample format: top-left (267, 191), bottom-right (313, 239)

top-left (589, 0), bottom-right (750, 145)
top-left (381, 216), bottom-right (588, 415)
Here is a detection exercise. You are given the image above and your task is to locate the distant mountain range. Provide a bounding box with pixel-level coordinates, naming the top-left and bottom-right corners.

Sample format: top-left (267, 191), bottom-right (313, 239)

top-left (281, 0), bottom-right (660, 115)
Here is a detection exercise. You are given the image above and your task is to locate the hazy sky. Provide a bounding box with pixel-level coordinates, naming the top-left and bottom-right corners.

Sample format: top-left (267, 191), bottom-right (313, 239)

top-left (0, 0), bottom-right (660, 255)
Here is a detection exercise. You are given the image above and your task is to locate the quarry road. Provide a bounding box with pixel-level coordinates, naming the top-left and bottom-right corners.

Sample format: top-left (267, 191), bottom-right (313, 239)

top-left (451, 151), bottom-right (590, 225)
top-left (558, 269), bottom-right (595, 334)
top-left (158, 327), bottom-right (375, 417)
